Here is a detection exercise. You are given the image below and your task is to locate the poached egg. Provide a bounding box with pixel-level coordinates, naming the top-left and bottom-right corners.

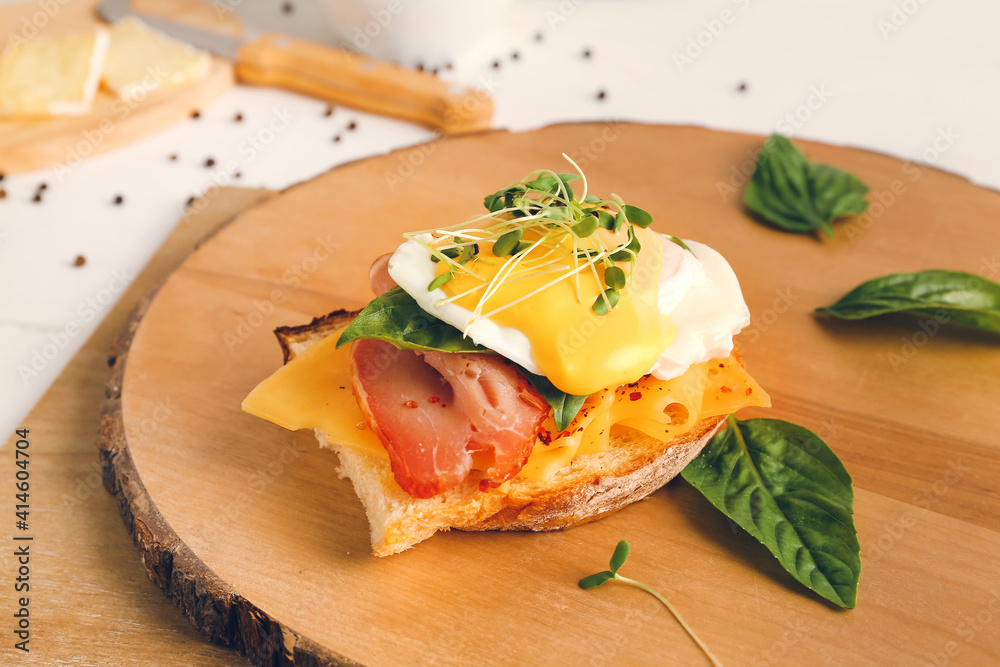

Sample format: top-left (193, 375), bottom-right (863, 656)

top-left (387, 226), bottom-right (749, 396)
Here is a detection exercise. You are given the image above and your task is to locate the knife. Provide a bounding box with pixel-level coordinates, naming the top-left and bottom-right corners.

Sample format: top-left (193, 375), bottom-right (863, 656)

top-left (97, 0), bottom-right (493, 134)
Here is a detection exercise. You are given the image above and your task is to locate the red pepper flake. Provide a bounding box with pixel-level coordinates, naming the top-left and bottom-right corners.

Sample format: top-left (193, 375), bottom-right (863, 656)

top-left (403, 400), bottom-right (418, 409)
top-left (718, 363), bottom-right (725, 368)
top-left (478, 479), bottom-right (491, 492)
top-left (746, 388), bottom-right (753, 395)
top-left (537, 428), bottom-right (552, 445)
top-left (629, 391), bottom-right (642, 401)
top-left (720, 386), bottom-right (733, 393)
top-left (428, 396), bottom-right (440, 403)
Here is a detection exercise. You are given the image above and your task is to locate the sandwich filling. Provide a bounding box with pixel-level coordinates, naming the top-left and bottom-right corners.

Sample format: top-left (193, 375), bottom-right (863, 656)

top-left (243, 161), bottom-right (769, 500)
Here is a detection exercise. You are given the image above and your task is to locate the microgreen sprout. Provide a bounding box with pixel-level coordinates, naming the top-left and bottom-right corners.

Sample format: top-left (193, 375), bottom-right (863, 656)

top-left (404, 154), bottom-right (657, 322)
top-left (669, 235), bottom-right (692, 252)
top-left (579, 541), bottom-right (722, 667)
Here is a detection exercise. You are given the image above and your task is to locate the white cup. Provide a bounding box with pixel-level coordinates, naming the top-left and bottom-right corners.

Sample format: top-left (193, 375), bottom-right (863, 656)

top-left (320, 0), bottom-right (512, 65)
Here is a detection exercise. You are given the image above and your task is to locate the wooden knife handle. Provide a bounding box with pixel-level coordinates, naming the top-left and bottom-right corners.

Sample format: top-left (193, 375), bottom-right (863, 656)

top-left (235, 33), bottom-right (493, 135)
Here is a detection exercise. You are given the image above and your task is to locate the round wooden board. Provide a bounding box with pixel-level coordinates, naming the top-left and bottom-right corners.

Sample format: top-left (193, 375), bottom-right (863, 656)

top-left (101, 123), bottom-right (1000, 666)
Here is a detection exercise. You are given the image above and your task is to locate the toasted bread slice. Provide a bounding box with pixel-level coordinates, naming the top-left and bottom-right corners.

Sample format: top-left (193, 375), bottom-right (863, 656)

top-left (275, 310), bottom-right (730, 557)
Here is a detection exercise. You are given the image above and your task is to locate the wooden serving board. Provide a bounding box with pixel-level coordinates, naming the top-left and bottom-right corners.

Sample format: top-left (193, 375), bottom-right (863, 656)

top-left (0, 0), bottom-right (237, 175)
top-left (101, 123), bottom-right (1000, 666)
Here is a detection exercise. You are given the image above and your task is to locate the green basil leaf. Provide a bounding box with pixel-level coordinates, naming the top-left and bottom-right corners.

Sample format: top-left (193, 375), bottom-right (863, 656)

top-left (515, 366), bottom-right (588, 432)
top-left (681, 415), bottom-right (861, 608)
top-left (744, 134), bottom-right (869, 237)
top-left (578, 571), bottom-right (614, 589)
top-left (815, 270), bottom-right (1000, 333)
top-left (336, 287), bottom-right (490, 353)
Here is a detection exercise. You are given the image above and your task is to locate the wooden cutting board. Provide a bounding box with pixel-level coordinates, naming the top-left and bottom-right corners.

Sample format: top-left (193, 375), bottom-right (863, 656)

top-left (0, 0), bottom-right (236, 175)
top-left (101, 123), bottom-right (1000, 666)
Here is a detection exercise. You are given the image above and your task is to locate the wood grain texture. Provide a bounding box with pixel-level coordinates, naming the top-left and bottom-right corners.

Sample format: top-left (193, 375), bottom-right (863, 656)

top-left (105, 123), bottom-right (1000, 666)
top-left (0, 188), bottom-right (273, 666)
top-left (0, 0), bottom-right (236, 175)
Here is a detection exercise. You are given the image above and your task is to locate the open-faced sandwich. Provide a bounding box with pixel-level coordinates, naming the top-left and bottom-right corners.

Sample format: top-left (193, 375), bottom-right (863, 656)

top-left (242, 158), bottom-right (769, 556)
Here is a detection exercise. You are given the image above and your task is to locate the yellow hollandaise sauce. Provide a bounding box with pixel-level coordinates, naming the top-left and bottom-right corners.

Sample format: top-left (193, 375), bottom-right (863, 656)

top-left (436, 226), bottom-right (672, 396)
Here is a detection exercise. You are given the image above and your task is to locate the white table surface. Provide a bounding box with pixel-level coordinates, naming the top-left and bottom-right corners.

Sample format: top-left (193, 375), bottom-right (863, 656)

top-left (1, 0), bottom-right (997, 441)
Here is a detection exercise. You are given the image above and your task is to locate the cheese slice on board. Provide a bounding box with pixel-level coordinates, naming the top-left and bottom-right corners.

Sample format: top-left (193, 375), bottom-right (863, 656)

top-left (102, 17), bottom-right (211, 100)
top-left (0, 28), bottom-right (109, 117)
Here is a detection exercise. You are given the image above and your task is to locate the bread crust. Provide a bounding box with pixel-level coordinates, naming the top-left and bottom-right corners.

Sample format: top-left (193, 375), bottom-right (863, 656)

top-left (274, 310), bottom-right (734, 556)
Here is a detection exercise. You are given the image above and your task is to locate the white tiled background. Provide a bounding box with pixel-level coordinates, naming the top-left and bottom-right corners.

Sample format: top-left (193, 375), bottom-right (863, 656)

top-left (1, 0), bottom-right (997, 441)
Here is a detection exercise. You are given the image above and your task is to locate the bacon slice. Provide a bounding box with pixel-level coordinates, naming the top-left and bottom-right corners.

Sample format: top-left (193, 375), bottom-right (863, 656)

top-left (349, 255), bottom-right (548, 498)
top-left (350, 340), bottom-right (547, 498)
top-left (368, 252), bottom-right (397, 296)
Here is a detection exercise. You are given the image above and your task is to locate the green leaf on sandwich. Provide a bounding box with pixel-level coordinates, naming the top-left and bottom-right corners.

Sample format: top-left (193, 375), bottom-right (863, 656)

top-left (337, 286), bottom-right (490, 353)
top-left (512, 367), bottom-right (588, 432)
top-left (681, 415), bottom-right (861, 608)
top-left (337, 286), bottom-right (588, 428)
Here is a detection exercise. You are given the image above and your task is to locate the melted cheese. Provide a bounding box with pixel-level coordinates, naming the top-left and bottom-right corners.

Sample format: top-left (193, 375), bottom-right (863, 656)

top-left (242, 331), bottom-right (769, 484)
top-left (517, 353), bottom-right (769, 481)
top-left (436, 226), bottom-right (673, 396)
top-left (242, 328), bottom-right (387, 460)
top-left (0, 28), bottom-right (109, 117)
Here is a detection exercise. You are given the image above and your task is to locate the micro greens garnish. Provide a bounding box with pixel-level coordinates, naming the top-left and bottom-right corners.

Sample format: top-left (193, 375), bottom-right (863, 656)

top-left (580, 541), bottom-right (722, 667)
top-left (406, 154), bottom-right (656, 321)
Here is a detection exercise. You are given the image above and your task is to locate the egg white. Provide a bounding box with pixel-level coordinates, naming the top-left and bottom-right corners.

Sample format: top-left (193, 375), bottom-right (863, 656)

top-left (387, 233), bottom-right (750, 384)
